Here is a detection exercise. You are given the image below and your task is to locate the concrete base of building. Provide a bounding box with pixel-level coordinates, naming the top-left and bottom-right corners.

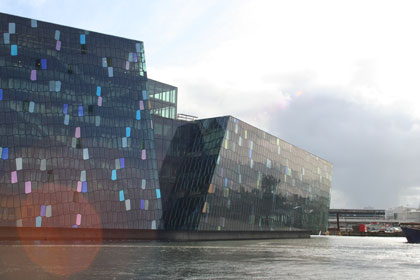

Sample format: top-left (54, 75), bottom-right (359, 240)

top-left (0, 227), bottom-right (310, 241)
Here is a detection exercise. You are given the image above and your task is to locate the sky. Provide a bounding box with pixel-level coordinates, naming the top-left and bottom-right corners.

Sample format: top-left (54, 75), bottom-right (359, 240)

top-left (2, 0), bottom-right (420, 209)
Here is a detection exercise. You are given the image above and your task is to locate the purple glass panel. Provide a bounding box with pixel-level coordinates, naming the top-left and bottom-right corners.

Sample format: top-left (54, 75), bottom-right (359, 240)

top-left (56, 40), bottom-right (61, 51)
top-left (30, 70), bottom-right (36, 81)
top-left (11, 171), bottom-right (17, 183)
top-left (40, 205), bottom-right (46, 217)
top-left (75, 127), bottom-right (81, 138)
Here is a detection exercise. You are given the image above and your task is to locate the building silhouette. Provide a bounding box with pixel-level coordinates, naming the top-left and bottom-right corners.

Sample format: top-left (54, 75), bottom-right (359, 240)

top-left (0, 12), bottom-right (332, 237)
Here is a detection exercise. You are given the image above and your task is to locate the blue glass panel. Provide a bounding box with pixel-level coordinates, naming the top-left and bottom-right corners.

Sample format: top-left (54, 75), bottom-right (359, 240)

top-left (1, 148), bottom-right (8, 159)
top-left (0, 89), bottom-right (3, 101)
top-left (119, 190), bottom-right (125, 201)
top-left (126, 127), bottom-right (131, 137)
top-left (36, 216), bottom-right (42, 227)
top-left (156, 189), bottom-right (161, 199)
top-left (9, 23), bottom-right (15, 34)
top-left (96, 86), bottom-right (101, 96)
top-left (3, 33), bottom-right (10, 44)
top-left (249, 148), bottom-right (252, 158)
top-left (136, 110), bottom-right (141, 120)
top-left (80, 34), bottom-right (86, 44)
top-left (41, 59), bottom-right (47, 69)
top-left (63, 104), bottom-right (68, 114)
top-left (64, 114), bottom-right (70, 125)
top-left (54, 30), bottom-right (60, 40)
top-left (82, 181), bottom-right (88, 193)
top-left (120, 158), bottom-right (125, 168)
top-left (140, 200), bottom-right (145, 209)
top-left (78, 106), bottom-right (83, 116)
top-left (55, 81), bottom-right (61, 92)
top-left (111, 169), bottom-right (117, 180)
top-left (224, 178), bottom-right (228, 187)
top-left (11, 45), bottom-right (17, 56)
top-left (142, 90), bottom-right (148, 100)
top-left (29, 101), bottom-right (35, 113)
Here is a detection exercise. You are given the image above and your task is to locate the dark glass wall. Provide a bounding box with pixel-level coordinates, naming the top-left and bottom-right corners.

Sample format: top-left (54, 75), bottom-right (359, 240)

top-left (160, 117), bottom-right (228, 230)
top-left (152, 115), bottom-right (187, 171)
top-left (0, 13), bottom-right (163, 229)
top-left (199, 117), bottom-right (333, 232)
top-left (158, 116), bottom-right (332, 232)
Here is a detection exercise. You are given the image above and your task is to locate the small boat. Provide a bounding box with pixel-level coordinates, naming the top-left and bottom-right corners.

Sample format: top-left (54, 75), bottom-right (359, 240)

top-left (400, 223), bottom-right (420, 243)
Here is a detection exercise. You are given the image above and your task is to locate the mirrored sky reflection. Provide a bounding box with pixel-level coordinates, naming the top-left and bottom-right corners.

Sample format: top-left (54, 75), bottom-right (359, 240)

top-left (3, 0), bottom-right (420, 209)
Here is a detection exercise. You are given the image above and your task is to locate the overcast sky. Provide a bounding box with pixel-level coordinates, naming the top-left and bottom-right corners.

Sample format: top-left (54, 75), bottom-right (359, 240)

top-left (3, 0), bottom-right (420, 209)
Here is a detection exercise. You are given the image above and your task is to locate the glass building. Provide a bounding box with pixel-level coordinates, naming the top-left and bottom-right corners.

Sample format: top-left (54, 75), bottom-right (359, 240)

top-left (0, 13), bottom-right (332, 234)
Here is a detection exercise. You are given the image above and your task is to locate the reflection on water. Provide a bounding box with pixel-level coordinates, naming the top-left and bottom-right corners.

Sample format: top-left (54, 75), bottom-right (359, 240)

top-left (0, 236), bottom-right (419, 279)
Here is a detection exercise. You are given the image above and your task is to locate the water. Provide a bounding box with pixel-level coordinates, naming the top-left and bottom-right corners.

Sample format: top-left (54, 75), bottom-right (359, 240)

top-left (0, 236), bottom-right (418, 279)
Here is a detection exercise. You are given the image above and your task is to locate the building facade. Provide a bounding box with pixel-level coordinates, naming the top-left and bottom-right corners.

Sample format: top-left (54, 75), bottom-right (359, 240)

top-left (160, 116), bottom-right (332, 232)
top-left (0, 13), bottom-right (332, 234)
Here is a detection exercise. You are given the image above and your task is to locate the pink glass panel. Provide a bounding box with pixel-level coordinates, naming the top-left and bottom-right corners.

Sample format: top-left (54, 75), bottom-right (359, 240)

top-left (77, 181), bottom-right (82, 192)
top-left (76, 214), bottom-right (81, 225)
top-left (25, 181), bottom-right (31, 194)
top-left (11, 171), bottom-right (17, 183)
top-left (98, 96), bottom-right (102, 107)
top-left (139, 100), bottom-right (144, 110)
top-left (30, 70), bottom-right (36, 81)
top-left (56, 40), bottom-right (61, 51)
top-left (141, 149), bottom-right (146, 160)
top-left (75, 127), bottom-right (80, 138)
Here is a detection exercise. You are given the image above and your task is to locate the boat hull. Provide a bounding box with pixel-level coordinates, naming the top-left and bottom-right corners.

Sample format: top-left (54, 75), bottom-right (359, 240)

top-left (401, 226), bottom-right (420, 243)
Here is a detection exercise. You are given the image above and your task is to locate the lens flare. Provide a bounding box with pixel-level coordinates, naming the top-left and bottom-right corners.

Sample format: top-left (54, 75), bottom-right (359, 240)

top-left (17, 183), bottom-right (102, 276)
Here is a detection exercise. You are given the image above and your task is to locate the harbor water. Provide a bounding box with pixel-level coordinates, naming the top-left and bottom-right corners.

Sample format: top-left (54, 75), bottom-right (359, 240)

top-left (0, 236), bottom-right (419, 279)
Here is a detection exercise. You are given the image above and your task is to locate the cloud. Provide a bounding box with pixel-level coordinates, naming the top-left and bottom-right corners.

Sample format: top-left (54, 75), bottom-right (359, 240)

top-left (264, 88), bottom-right (420, 209)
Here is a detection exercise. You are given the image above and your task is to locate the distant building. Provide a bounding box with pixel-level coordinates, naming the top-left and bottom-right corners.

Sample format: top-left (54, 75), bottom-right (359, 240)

top-left (386, 207), bottom-right (420, 223)
top-left (328, 209), bottom-right (387, 232)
